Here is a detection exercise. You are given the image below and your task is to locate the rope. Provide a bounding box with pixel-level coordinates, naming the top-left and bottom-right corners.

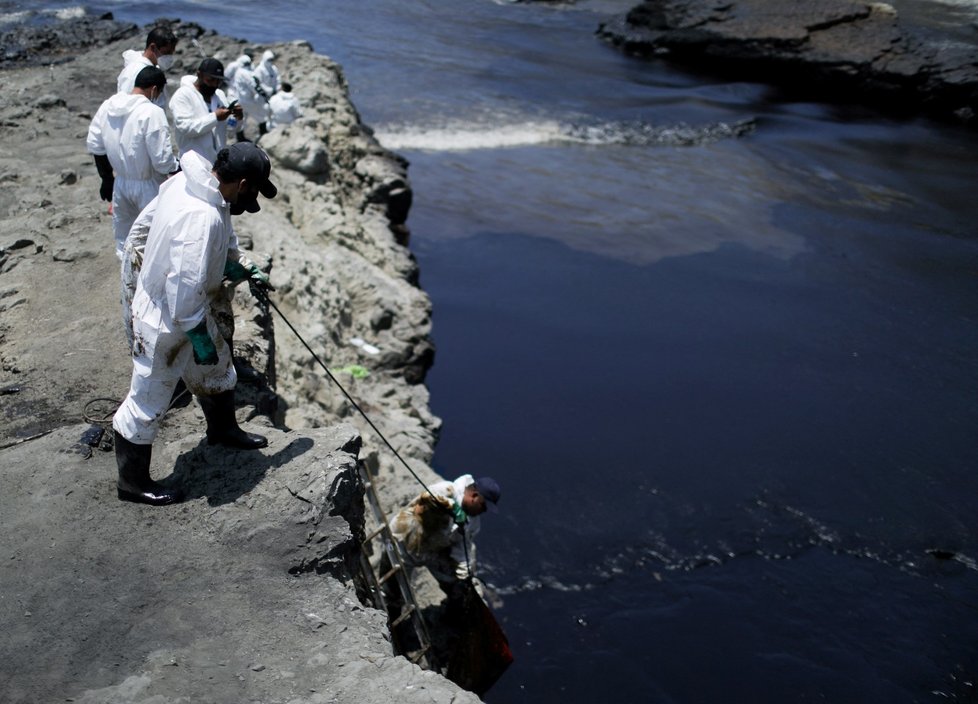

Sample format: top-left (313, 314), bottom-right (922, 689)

top-left (254, 287), bottom-right (479, 580)
top-left (83, 397), bottom-right (124, 424)
top-left (82, 384), bottom-right (192, 426)
top-left (251, 284), bottom-right (436, 498)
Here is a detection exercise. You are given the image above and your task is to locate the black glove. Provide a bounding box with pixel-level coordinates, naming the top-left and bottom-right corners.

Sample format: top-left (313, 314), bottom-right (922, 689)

top-left (93, 154), bottom-right (114, 202)
top-left (99, 176), bottom-right (114, 203)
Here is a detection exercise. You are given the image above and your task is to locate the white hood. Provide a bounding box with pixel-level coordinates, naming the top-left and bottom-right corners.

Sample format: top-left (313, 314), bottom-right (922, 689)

top-left (104, 92), bottom-right (150, 118)
top-left (180, 150), bottom-right (225, 208)
top-left (121, 48), bottom-right (146, 67)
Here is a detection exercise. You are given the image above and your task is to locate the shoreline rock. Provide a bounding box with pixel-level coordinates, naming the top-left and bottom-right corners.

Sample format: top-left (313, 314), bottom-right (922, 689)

top-left (597, 0), bottom-right (978, 125)
top-left (0, 14), bottom-right (476, 704)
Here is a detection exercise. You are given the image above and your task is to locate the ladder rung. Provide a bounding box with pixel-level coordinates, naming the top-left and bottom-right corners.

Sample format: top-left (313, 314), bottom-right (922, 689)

top-left (390, 604), bottom-right (416, 628)
top-left (364, 524), bottom-right (389, 543)
top-left (378, 564), bottom-right (402, 585)
top-left (408, 645), bottom-right (430, 664)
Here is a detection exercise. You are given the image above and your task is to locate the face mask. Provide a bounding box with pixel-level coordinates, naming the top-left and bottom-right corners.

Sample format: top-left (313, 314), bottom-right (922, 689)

top-left (230, 196), bottom-right (259, 215)
top-left (153, 91), bottom-right (166, 108)
top-left (156, 53), bottom-right (175, 71)
top-left (230, 184), bottom-right (260, 215)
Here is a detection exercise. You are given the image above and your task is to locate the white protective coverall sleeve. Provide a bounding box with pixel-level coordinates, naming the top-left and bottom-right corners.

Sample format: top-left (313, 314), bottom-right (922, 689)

top-left (121, 195), bottom-right (159, 350)
top-left (446, 474), bottom-right (480, 580)
top-left (85, 101), bottom-right (109, 156)
top-left (135, 102), bottom-right (179, 179)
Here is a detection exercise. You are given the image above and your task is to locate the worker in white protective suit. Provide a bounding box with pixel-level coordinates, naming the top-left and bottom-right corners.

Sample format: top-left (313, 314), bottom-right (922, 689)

top-left (112, 143), bottom-right (277, 506)
top-left (121, 194), bottom-right (264, 366)
top-left (268, 82), bottom-right (302, 129)
top-left (169, 58), bottom-right (242, 163)
top-left (253, 50), bottom-right (281, 98)
top-left (116, 25), bottom-right (178, 95)
top-left (86, 66), bottom-right (178, 261)
top-left (388, 475), bottom-right (501, 591)
top-left (229, 54), bottom-right (269, 141)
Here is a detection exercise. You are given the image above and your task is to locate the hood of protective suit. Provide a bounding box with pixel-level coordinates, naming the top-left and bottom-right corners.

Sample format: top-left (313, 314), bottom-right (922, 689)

top-left (179, 74), bottom-right (197, 88)
top-left (121, 48), bottom-right (146, 67)
top-left (260, 50), bottom-right (275, 64)
top-left (179, 150), bottom-right (225, 208)
top-left (103, 92), bottom-right (151, 118)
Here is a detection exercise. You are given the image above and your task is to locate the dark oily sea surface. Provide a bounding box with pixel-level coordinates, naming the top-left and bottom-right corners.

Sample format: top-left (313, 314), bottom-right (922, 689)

top-left (8, 1), bottom-right (978, 701)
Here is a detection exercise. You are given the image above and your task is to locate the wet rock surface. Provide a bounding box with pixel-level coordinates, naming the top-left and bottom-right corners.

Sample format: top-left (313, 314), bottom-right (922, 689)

top-left (598, 0), bottom-right (978, 124)
top-left (0, 15), bottom-right (476, 704)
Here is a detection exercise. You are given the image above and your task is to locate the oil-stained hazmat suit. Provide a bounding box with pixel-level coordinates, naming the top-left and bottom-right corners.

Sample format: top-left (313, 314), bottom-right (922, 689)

top-left (112, 144), bottom-right (276, 506)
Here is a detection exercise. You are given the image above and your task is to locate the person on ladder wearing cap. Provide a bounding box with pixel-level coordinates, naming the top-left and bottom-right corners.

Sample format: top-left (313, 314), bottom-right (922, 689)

top-left (388, 474), bottom-right (501, 595)
top-left (112, 142), bottom-right (277, 506)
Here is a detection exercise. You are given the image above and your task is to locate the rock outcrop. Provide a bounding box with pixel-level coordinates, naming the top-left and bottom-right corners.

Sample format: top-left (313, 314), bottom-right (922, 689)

top-left (598, 0), bottom-right (978, 124)
top-left (0, 13), bottom-right (476, 704)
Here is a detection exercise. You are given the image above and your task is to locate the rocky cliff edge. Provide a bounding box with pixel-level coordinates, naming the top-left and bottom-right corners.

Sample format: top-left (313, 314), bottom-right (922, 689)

top-left (0, 14), bottom-right (475, 704)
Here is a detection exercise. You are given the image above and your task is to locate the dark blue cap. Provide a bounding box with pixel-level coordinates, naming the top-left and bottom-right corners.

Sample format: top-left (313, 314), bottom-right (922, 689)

top-left (474, 476), bottom-right (500, 512)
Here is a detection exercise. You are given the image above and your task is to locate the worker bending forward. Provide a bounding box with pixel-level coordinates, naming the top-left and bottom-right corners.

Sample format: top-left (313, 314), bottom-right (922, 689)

top-left (389, 475), bottom-right (501, 594)
top-left (112, 143), bottom-right (277, 506)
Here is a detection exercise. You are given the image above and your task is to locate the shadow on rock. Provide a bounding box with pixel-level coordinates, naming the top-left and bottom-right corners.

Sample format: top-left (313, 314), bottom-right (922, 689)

top-left (170, 435), bottom-right (315, 506)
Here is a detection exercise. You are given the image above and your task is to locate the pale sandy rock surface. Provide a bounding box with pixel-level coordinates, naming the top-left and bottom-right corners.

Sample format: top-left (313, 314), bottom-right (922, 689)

top-left (0, 15), bottom-right (477, 704)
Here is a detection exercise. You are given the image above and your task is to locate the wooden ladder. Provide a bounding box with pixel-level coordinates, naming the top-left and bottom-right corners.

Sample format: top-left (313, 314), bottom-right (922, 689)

top-left (357, 464), bottom-right (437, 670)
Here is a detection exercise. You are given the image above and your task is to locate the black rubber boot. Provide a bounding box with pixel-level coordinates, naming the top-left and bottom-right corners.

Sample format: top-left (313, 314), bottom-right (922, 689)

top-left (115, 431), bottom-right (184, 506)
top-left (258, 121), bottom-right (268, 136)
top-left (198, 390), bottom-right (268, 450)
top-left (236, 129), bottom-right (249, 143)
top-left (232, 355), bottom-right (263, 385)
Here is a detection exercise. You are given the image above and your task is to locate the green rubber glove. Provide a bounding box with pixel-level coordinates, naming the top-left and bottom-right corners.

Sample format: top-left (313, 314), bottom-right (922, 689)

top-left (247, 262), bottom-right (273, 290)
top-left (451, 501), bottom-right (468, 526)
top-left (185, 320), bottom-right (218, 365)
top-left (224, 259), bottom-right (248, 283)
top-left (224, 260), bottom-right (273, 291)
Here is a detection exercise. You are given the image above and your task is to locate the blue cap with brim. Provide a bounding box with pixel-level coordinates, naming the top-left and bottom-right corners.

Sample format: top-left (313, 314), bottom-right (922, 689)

top-left (474, 476), bottom-right (501, 512)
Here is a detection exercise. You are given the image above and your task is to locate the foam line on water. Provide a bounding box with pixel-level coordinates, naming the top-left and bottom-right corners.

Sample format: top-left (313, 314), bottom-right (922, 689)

top-left (0, 6), bottom-right (85, 26)
top-left (374, 117), bottom-right (756, 152)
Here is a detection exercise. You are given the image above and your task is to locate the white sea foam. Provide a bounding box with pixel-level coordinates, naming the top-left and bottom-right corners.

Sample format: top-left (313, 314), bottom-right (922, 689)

top-left (375, 121), bottom-right (567, 151)
top-left (374, 118), bottom-right (755, 152)
top-left (0, 10), bottom-right (33, 25)
top-left (932, 0), bottom-right (978, 8)
top-left (0, 5), bottom-right (86, 26)
top-left (53, 6), bottom-right (86, 20)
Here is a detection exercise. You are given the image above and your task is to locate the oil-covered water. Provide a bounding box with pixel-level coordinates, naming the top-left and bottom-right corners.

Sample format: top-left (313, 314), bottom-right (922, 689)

top-left (12, 0), bottom-right (978, 700)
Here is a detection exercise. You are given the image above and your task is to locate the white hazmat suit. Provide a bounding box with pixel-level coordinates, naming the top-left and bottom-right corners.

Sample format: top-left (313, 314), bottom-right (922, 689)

top-left (113, 150), bottom-right (242, 445)
top-left (229, 58), bottom-right (269, 137)
top-left (253, 50), bottom-right (281, 97)
top-left (169, 75), bottom-right (233, 163)
top-left (86, 91), bottom-right (178, 260)
top-left (269, 90), bottom-right (302, 128)
top-left (116, 49), bottom-right (153, 95)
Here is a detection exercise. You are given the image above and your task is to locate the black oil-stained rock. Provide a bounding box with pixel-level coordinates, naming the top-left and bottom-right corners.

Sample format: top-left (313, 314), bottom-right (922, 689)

top-left (598, 0), bottom-right (978, 125)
